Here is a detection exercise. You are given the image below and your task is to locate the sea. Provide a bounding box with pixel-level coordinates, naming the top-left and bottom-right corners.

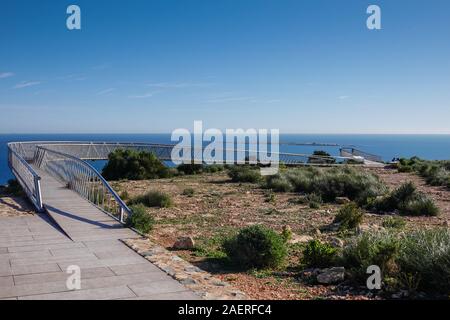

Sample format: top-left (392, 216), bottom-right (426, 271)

top-left (1, 134), bottom-right (450, 185)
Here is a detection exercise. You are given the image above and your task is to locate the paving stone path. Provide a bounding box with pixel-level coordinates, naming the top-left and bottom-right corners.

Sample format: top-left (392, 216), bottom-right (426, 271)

top-left (0, 169), bottom-right (199, 300)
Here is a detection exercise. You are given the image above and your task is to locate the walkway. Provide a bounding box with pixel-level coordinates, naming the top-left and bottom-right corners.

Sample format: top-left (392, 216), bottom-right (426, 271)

top-left (0, 169), bottom-right (199, 300)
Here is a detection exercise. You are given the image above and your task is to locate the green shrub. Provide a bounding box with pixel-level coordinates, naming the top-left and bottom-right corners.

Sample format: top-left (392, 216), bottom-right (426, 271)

top-left (4, 179), bottom-right (23, 196)
top-left (382, 216), bottom-right (406, 229)
top-left (182, 187), bottom-right (195, 197)
top-left (120, 190), bottom-right (129, 201)
top-left (126, 204), bottom-right (154, 233)
top-left (202, 164), bottom-right (225, 173)
top-left (302, 240), bottom-right (338, 268)
top-left (263, 166), bottom-right (386, 205)
top-left (397, 229), bottom-right (450, 293)
top-left (307, 150), bottom-right (336, 164)
top-left (333, 203), bottom-right (364, 230)
top-left (343, 232), bottom-right (399, 281)
top-left (373, 182), bottom-right (439, 216)
top-left (222, 225), bottom-right (287, 269)
top-left (400, 196), bottom-right (439, 216)
top-left (228, 166), bottom-right (261, 183)
top-left (102, 149), bottom-right (170, 180)
top-left (343, 229), bottom-right (450, 294)
top-left (177, 162), bottom-right (204, 175)
top-left (263, 174), bottom-right (293, 192)
top-left (264, 190), bottom-right (276, 204)
top-left (398, 157), bottom-right (450, 189)
top-left (307, 193), bottom-right (323, 209)
top-left (130, 190), bottom-right (173, 208)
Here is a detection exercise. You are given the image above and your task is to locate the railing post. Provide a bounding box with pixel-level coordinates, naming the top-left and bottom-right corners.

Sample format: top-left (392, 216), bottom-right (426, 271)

top-left (34, 176), bottom-right (43, 212)
top-left (119, 207), bottom-right (124, 224)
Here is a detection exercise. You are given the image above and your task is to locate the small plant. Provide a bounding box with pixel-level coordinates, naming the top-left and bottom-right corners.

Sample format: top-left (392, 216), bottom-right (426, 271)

top-left (130, 190), bottom-right (173, 208)
top-left (382, 216), bottom-right (406, 229)
top-left (373, 182), bottom-right (439, 216)
top-left (281, 226), bottom-right (292, 243)
top-left (202, 164), bottom-right (225, 173)
top-left (333, 203), bottom-right (364, 230)
top-left (307, 193), bottom-right (323, 209)
top-left (264, 190), bottom-right (276, 204)
top-left (182, 187), bottom-right (195, 197)
top-left (222, 225), bottom-right (287, 270)
top-left (307, 150), bottom-right (336, 164)
top-left (120, 190), bottom-right (129, 201)
top-left (397, 228), bottom-right (450, 293)
top-left (126, 204), bottom-right (154, 233)
top-left (228, 166), bottom-right (261, 183)
top-left (263, 174), bottom-right (294, 192)
top-left (4, 179), bottom-right (23, 196)
top-left (177, 162), bottom-right (204, 175)
top-left (343, 232), bottom-right (399, 281)
top-left (302, 240), bottom-right (338, 268)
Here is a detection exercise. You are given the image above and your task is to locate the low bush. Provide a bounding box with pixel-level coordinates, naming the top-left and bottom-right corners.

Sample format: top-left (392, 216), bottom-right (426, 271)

top-left (4, 179), bottom-right (23, 196)
top-left (397, 228), bottom-right (450, 293)
top-left (129, 191), bottom-right (173, 208)
top-left (382, 216), bottom-right (406, 229)
top-left (228, 166), bottom-right (262, 183)
top-left (372, 182), bottom-right (439, 216)
top-left (203, 164), bottom-right (225, 173)
top-left (120, 190), bottom-right (129, 201)
top-left (102, 149), bottom-right (170, 180)
top-left (333, 203), bottom-right (364, 230)
top-left (306, 193), bottom-right (323, 209)
top-left (343, 232), bottom-right (399, 281)
top-left (182, 187), bottom-right (195, 197)
top-left (397, 157), bottom-right (450, 189)
top-left (307, 150), bottom-right (336, 164)
top-left (302, 240), bottom-right (338, 268)
top-left (263, 166), bottom-right (386, 205)
top-left (343, 229), bottom-right (450, 294)
top-left (222, 225), bottom-right (287, 270)
top-left (126, 204), bottom-right (154, 233)
top-left (264, 190), bottom-right (276, 204)
top-left (263, 175), bottom-right (293, 192)
top-left (177, 163), bottom-right (204, 175)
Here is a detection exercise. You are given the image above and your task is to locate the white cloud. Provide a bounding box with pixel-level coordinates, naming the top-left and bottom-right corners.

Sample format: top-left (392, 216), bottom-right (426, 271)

top-left (0, 72), bottom-right (14, 79)
top-left (13, 81), bottom-right (41, 89)
top-left (338, 95), bottom-right (350, 100)
top-left (128, 91), bottom-right (157, 99)
top-left (96, 88), bottom-right (115, 96)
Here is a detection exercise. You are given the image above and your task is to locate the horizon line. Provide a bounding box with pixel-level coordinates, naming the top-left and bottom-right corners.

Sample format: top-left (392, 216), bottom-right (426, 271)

top-left (1, 132), bottom-right (450, 135)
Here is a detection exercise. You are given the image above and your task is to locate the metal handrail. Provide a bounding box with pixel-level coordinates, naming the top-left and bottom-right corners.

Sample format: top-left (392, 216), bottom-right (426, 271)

top-left (34, 146), bottom-right (132, 223)
top-left (7, 143), bottom-right (43, 211)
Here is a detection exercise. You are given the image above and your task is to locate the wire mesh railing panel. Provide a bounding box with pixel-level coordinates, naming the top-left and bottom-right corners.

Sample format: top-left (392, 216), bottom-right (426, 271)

top-left (7, 144), bottom-right (43, 211)
top-left (34, 147), bottom-right (131, 223)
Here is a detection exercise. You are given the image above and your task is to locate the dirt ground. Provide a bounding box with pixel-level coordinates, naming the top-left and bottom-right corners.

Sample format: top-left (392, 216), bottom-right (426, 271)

top-left (112, 168), bottom-right (450, 300)
top-left (0, 190), bottom-right (34, 217)
top-left (1, 167), bottom-right (447, 299)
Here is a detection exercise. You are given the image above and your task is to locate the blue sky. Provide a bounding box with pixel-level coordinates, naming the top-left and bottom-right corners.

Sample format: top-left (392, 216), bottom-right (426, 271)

top-left (1, 0), bottom-right (450, 134)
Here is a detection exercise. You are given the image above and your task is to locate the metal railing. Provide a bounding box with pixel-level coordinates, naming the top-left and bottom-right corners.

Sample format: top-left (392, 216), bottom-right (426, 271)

top-left (34, 146), bottom-right (132, 223)
top-left (7, 143), bottom-right (43, 211)
top-left (35, 142), bottom-right (361, 166)
top-left (340, 147), bottom-right (384, 163)
top-left (6, 141), bottom-right (383, 223)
